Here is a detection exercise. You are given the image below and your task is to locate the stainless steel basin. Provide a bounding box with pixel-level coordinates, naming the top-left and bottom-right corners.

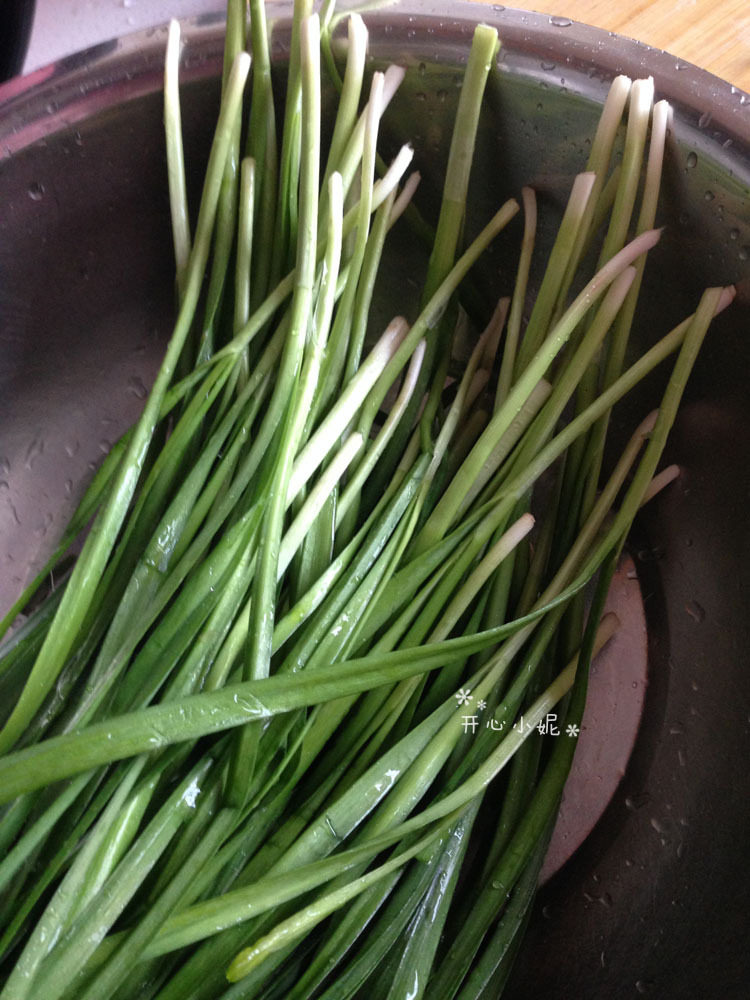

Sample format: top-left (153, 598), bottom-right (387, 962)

top-left (1, 3), bottom-right (748, 996)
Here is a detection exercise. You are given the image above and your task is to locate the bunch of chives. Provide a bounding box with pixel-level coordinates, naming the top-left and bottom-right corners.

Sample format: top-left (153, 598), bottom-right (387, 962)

top-left (0, 2), bottom-right (733, 998)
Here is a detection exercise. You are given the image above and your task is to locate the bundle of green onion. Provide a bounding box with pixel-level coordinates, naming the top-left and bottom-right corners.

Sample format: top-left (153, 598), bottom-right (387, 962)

top-left (0, 1), bottom-right (734, 997)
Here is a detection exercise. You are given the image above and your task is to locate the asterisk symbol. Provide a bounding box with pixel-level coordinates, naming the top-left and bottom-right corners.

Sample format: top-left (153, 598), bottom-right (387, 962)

top-left (477, 699), bottom-right (487, 710)
top-left (455, 688), bottom-right (473, 706)
top-left (566, 723), bottom-right (580, 738)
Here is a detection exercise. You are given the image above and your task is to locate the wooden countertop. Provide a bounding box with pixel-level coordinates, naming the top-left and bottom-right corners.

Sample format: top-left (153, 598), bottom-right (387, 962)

top-left (477, 0), bottom-right (750, 92)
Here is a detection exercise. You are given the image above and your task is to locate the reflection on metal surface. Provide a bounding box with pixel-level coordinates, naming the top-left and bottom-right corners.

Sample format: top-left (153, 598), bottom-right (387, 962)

top-left (542, 554), bottom-right (648, 883)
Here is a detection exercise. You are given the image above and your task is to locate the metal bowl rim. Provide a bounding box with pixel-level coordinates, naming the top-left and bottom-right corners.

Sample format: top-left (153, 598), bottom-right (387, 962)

top-left (1, 0), bottom-right (749, 166)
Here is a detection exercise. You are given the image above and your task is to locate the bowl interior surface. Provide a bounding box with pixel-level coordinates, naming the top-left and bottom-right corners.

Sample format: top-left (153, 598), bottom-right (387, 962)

top-left (1, 4), bottom-right (749, 997)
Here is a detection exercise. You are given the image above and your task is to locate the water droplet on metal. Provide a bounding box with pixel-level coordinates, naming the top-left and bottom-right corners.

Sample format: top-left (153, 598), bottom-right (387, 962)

top-left (27, 181), bottom-right (45, 201)
top-left (540, 60), bottom-right (556, 71)
top-left (35, 511), bottom-right (54, 537)
top-left (698, 110), bottom-right (712, 128)
top-left (127, 375), bottom-right (148, 399)
top-left (739, 245), bottom-right (750, 262)
top-left (685, 600), bottom-right (705, 622)
top-left (549, 15), bottom-right (572, 26)
top-left (25, 437), bottom-right (44, 469)
top-left (637, 546), bottom-right (664, 562)
top-left (625, 791), bottom-right (650, 811)
top-left (685, 151), bottom-right (698, 169)
top-left (5, 500), bottom-right (21, 525)
top-left (729, 227), bottom-right (739, 241)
